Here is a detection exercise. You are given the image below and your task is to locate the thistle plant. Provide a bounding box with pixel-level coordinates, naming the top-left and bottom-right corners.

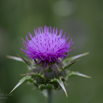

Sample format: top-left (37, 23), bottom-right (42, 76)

top-left (7, 26), bottom-right (90, 103)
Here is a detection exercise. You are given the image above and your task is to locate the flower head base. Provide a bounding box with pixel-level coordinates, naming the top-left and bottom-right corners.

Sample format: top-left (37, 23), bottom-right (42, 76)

top-left (22, 26), bottom-right (74, 64)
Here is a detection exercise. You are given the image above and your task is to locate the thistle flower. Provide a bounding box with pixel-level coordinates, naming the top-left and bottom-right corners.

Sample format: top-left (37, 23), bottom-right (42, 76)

top-left (8, 26), bottom-right (90, 98)
top-left (21, 26), bottom-right (74, 64)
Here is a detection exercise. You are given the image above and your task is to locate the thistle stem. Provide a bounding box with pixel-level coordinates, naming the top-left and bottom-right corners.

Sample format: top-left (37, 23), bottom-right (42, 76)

top-left (47, 89), bottom-right (53, 103)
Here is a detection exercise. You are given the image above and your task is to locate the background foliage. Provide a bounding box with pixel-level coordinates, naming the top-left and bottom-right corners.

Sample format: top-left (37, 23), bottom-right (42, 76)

top-left (0, 0), bottom-right (103, 103)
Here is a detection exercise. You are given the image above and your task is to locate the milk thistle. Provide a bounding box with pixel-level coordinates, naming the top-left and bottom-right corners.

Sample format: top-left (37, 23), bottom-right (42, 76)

top-left (7, 26), bottom-right (90, 103)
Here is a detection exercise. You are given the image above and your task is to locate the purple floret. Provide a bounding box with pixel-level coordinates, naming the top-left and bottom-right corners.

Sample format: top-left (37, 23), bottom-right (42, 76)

top-left (21, 26), bottom-right (74, 63)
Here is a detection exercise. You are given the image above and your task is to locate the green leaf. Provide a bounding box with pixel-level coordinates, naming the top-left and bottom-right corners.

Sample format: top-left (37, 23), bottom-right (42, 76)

top-left (51, 78), bottom-right (58, 82)
top-left (68, 71), bottom-right (91, 78)
top-left (38, 84), bottom-right (54, 90)
top-left (46, 84), bottom-right (54, 89)
top-left (63, 52), bottom-right (89, 68)
top-left (10, 75), bottom-right (31, 93)
top-left (38, 84), bottom-right (45, 90)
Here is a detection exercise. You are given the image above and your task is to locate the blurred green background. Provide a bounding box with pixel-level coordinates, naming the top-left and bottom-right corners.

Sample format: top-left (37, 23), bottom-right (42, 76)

top-left (0, 0), bottom-right (103, 103)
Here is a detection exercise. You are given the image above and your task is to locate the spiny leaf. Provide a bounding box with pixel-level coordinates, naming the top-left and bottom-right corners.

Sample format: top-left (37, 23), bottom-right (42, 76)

top-left (21, 73), bottom-right (44, 78)
top-left (63, 52), bottom-right (89, 67)
top-left (17, 54), bottom-right (36, 70)
top-left (71, 52), bottom-right (89, 61)
top-left (51, 78), bottom-right (68, 97)
top-left (10, 75), bottom-right (31, 93)
top-left (17, 54), bottom-right (31, 66)
top-left (7, 54), bottom-right (32, 66)
top-left (57, 79), bottom-right (68, 97)
top-left (68, 71), bottom-right (91, 78)
top-left (7, 55), bottom-right (23, 62)
top-left (7, 55), bottom-right (35, 70)
top-left (62, 59), bottom-right (79, 71)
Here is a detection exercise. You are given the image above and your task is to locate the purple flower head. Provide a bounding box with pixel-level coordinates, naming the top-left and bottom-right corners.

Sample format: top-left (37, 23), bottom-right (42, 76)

top-left (21, 26), bottom-right (74, 63)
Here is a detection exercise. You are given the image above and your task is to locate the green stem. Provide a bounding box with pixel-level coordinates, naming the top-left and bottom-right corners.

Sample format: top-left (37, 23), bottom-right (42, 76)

top-left (47, 89), bottom-right (53, 103)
